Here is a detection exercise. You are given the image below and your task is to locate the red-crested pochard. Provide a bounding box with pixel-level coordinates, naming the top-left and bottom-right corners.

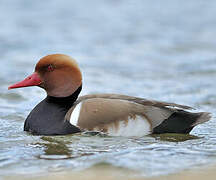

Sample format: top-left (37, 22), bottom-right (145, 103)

top-left (8, 54), bottom-right (211, 136)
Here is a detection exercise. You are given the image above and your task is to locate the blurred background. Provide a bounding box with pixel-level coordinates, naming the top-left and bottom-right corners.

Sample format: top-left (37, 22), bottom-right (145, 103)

top-left (0, 0), bottom-right (216, 179)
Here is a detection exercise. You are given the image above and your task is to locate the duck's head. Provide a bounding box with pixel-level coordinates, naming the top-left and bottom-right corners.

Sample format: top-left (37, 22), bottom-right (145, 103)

top-left (8, 54), bottom-right (82, 97)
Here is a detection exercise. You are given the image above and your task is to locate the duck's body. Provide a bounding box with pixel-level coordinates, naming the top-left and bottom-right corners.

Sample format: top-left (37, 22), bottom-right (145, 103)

top-left (24, 86), bottom-right (82, 135)
top-left (9, 54), bottom-right (211, 136)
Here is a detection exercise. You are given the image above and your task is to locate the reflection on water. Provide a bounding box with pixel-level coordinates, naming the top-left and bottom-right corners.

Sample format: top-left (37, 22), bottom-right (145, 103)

top-left (37, 137), bottom-right (73, 160)
top-left (0, 0), bottom-right (216, 178)
top-left (151, 133), bottom-right (200, 142)
top-left (38, 133), bottom-right (200, 161)
top-left (34, 133), bottom-right (201, 165)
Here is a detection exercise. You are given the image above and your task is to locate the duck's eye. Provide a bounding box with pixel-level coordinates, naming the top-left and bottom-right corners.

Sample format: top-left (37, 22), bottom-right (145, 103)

top-left (47, 65), bottom-right (54, 72)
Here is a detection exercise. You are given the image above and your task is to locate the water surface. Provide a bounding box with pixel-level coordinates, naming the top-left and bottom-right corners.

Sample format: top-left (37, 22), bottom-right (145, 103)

top-left (0, 0), bottom-right (216, 178)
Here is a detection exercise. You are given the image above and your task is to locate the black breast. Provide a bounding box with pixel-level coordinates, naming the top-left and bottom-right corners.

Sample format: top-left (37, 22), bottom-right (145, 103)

top-left (24, 86), bottom-right (82, 135)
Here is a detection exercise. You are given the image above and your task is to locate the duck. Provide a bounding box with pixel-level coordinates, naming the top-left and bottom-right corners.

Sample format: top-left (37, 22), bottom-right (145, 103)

top-left (8, 54), bottom-right (211, 136)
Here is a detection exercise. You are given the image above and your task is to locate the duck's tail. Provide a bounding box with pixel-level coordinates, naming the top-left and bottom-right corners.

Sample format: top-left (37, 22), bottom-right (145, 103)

top-left (153, 110), bottom-right (211, 134)
top-left (192, 112), bottom-right (211, 126)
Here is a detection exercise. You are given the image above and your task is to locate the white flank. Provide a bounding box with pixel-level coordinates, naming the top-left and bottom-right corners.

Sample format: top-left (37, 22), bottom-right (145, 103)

top-left (69, 103), bottom-right (82, 126)
top-left (107, 116), bottom-right (151, 137)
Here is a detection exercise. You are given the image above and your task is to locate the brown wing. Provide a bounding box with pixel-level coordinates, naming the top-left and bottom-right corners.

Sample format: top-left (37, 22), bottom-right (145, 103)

top-left (76, 94), bottom-right (193, 110)
top-left (65, 96), bottom-right (210, 135)
top-left (65, 97), bottom-right (174, 132)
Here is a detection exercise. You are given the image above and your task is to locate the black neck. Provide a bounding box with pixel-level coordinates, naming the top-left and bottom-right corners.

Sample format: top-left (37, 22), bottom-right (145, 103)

top-left (46, 85), bottom-right (82, 105)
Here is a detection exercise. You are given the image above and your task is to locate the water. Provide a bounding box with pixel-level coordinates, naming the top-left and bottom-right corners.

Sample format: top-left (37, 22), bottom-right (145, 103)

top-left (0, 0), bottom-right (216, 178)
